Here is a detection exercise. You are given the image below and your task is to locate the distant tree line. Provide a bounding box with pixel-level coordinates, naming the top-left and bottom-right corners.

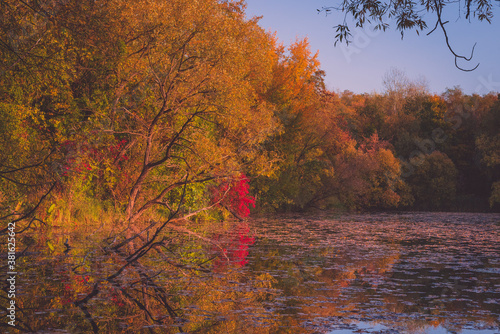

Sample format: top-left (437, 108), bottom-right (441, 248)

top-left (253, 68), bottom-right (500, 213)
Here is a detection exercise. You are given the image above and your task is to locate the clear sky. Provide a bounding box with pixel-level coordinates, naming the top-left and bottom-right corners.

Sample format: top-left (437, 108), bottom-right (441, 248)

top-left (244, 0), bottom-right (500, 95)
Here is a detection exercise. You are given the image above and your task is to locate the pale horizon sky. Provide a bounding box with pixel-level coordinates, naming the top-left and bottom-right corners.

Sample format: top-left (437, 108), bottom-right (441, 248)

top-left (245, 0), bottom-right (500, 96)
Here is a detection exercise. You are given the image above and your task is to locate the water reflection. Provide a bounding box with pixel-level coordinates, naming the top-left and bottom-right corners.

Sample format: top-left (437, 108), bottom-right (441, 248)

top-left (1, 213), bottom-right (499, 333)
top-left (245, 213), bottom-right (500, 333)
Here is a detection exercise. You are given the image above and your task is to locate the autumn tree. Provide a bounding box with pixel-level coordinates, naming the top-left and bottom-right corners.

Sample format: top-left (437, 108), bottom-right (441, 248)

top-left (0, 0), bottom-right (81, 233)
top-left (101, 0), bottom-right (279, 227)
top-left (476, 94), bottom-right (500, 208)
top-left (403, 94), bottom-right (448, 136)
top-left (252, 38), bottom-right (326, 211)
top-left (256, 82), bottom-right (410, 211)
top-left (407, 151), bottom-right (458, 210)
top-left (1, 0), bottom-right (281, 210)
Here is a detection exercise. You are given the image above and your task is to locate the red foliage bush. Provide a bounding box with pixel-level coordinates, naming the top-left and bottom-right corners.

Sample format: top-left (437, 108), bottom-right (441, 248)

top-left (212, 174), bottom-right (256, 217)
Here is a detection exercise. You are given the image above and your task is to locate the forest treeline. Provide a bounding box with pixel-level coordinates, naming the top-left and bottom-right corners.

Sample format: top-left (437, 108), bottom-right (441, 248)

top-left (255, 75), bottom-right (500, 213)
top-left (1, 0), bottom-right (499, 234)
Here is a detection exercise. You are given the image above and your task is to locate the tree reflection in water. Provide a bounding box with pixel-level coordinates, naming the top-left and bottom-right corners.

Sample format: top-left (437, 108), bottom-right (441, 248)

top-left (1, 213), bottom-right (499, 333)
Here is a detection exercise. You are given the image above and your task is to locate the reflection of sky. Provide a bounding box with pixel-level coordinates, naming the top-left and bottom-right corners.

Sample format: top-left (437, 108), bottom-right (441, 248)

top-left (245, 0), bottom-right (500, 95)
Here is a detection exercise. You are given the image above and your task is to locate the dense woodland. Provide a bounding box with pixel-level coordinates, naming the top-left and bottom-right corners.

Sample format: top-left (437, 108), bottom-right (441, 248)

top-left (255, 77), bottom-right (500, 213)
top-left (1, 0), bottom-right (500, 332)
top-left (1, 0), bottom-right (499, 231)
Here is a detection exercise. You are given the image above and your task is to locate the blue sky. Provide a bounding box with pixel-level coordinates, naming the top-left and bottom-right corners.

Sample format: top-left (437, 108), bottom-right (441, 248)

top-left (244, 0), bottom-right (500, 95)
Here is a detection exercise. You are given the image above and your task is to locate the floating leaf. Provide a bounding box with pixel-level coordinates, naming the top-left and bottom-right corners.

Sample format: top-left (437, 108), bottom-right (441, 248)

top-left (46, 240), bottom-right (55, 252)
top-left (47, 204), bottom-right (56, 214)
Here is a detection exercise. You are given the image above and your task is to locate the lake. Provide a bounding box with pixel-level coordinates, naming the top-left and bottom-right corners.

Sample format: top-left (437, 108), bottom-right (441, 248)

top-left (2, 212), bottom-right (499, 333)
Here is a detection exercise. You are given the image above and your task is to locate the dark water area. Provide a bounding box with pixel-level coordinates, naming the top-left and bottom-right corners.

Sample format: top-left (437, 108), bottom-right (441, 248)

top-left (2, 212), bottom-right (500, 333)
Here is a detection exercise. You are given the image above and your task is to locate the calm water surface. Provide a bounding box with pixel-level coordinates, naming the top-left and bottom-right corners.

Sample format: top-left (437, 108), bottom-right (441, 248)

top-left (243, 212), bottom-right (500, 333)
top-left (2, 212), bottom-right (499, 333)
